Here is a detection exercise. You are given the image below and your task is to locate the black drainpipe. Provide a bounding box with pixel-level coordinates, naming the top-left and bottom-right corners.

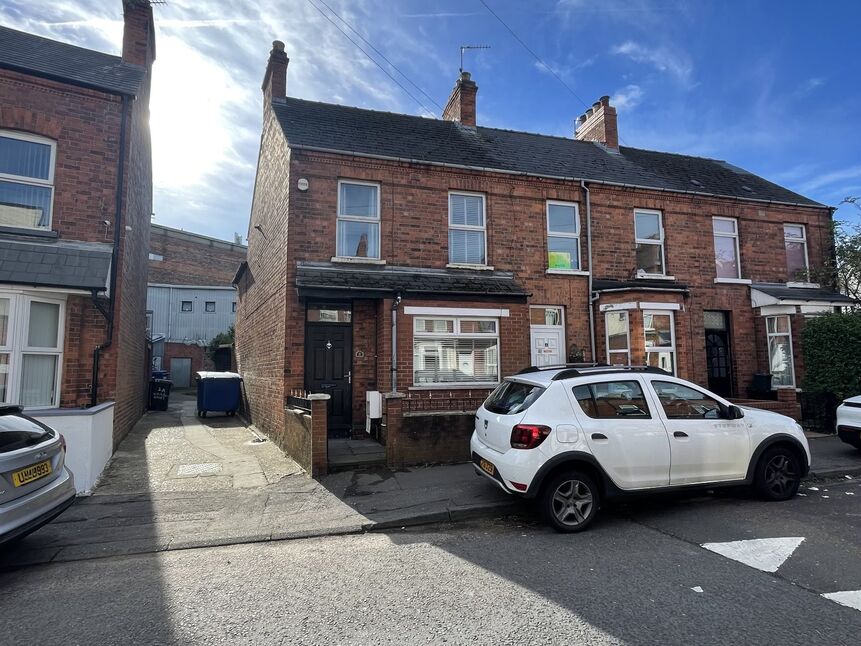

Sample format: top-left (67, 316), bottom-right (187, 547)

top-left (91, 94), bottom-right (130, 407)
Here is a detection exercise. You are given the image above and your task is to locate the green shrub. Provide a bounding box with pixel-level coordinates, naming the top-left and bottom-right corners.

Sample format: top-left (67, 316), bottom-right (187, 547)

top-left (802, 312), bottom-right (861, 399)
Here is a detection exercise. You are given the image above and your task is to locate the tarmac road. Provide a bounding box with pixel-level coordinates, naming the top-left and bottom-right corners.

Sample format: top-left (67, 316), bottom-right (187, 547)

top-left (2, 478), bottom-right (860, 645)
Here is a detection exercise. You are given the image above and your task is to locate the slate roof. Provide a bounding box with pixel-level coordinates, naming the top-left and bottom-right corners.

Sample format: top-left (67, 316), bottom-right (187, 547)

top-left (295, 261), bottom-right (529, 299)
top-left (0, 25), bottom-right (144, 96)
top-left (592, 278), bottom-right (689, 293)
top-left (273, 97), bottom-right (823, 207)
top-left (751, 283), bottom-right (855, 304)
top-left (0, 238), bottom-right (112, 291)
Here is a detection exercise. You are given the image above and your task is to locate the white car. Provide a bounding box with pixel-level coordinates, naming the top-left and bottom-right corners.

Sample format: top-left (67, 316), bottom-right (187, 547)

top-left (836, 396), bottom-right (861, 450)
top-left (471, 365), bottom-right (810, 532)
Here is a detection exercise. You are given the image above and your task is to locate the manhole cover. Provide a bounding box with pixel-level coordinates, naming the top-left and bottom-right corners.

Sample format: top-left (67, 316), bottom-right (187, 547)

top-left (177, 463), bottom-right (222, 477)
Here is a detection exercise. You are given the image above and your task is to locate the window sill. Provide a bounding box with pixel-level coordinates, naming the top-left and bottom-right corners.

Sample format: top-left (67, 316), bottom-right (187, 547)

top-left (546, 269), bottom-right (589, 276)
top-left (714, 278), bottom-right (752, 285)
top-left (786, 281), bottom-right (820, 289)
top-left (446, 263), bottom-right (495, 271)
top-left (0, 224), bottom-right (57, 239)
top-left (330, 256), bottom-right (386, 265)
top-left (409, 384), bottom-right (497, 391)
top-left (772, 385), bottom-right (797, 391)
top-left (637, 274), bottom-right (676, 281)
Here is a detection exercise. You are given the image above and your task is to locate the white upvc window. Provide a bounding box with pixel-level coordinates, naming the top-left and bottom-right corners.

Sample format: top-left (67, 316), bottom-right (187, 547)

top-left (448, 192), bottom-right (486, 266)
top-left (0, 130), bottom-right (56, 231)
top-left (766, 315), bottom-right (795, 387)
top-left (546, 201), bottom-right (580, 271)
top-left (413, 316), bottom-right (499, 386)
top-left (634, 209), bottom-right (666, 276)
top-left (713, 217), bottom-right (741, 279)
top-left (0, 292), bottom-right (65, 408)
top-left (784, 224), bottom-right (809, 281)
top-left (643, 310), bottom-right (676, 375)
top-left (605, 311), bottom-right (631, 365)
top-left (337, 180), bottom-right (380, 259)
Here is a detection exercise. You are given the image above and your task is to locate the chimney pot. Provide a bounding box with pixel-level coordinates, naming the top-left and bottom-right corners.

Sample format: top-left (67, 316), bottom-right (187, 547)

top-left (272, 40), bottom-right (285, 52)
top-left (575, 95), bottom-right (619, 149)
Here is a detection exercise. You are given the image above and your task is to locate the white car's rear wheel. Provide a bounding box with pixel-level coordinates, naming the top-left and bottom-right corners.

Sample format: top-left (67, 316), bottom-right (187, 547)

top-left (541, 470), bottom-right (600, 533)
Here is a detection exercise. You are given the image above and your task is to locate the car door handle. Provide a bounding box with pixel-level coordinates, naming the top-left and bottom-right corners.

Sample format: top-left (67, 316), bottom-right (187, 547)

top-left (591, 433), bottom-right (608, 440)
top-left (674, 431), bottom-right (688, 438)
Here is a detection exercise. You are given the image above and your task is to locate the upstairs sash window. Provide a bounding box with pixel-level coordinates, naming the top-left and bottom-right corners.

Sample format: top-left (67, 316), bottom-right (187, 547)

top-left (0, 131), bottom-right (55, 230)
top-left (337, 181), bottom-right (380, 259)
top-left (634, 209), bottom-right (666, 276)
top-left (449, 192), bottom-right (486, 265)
top-left (547, 201), bottom-right (581, 270)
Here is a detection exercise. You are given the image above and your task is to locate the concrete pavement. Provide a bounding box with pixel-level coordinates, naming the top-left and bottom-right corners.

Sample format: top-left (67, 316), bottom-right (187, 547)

top-left (1, 394), bottom-right (858, 570)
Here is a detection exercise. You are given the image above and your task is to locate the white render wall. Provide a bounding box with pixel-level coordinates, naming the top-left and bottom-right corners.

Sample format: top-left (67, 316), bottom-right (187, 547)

top-left (32, 402), bottom-right (115, 493)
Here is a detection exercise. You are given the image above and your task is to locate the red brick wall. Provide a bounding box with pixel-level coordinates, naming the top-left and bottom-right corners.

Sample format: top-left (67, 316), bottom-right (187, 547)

top-left (0, 59), bottom-right (152, 446)
top-left (233, 107), bottom-right (289, 438)
top-left (149, 225), bottom-right (246, 286)
top-left (162, 342), bottom-right (211, 383)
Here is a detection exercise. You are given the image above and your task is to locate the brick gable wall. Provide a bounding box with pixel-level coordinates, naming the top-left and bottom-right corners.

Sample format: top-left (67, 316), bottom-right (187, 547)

top-left (149, 226), bottom-right (247, 286)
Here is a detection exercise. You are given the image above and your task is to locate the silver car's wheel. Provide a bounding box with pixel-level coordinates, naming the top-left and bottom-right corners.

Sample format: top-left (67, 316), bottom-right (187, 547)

top-left (542, 470), bottom-right (600, 532)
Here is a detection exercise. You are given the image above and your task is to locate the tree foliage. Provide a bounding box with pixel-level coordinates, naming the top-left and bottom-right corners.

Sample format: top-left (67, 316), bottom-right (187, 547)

top-left (207, 325), bottom-right (235, 360)
top-left (801, 312), bottom-right (861, 399)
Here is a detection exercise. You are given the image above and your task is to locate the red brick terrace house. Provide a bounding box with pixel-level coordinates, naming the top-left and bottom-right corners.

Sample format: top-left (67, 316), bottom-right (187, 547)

top-left (234, 41), bottom-right (850, 475)
top-left (0, 1), bottom-right (155, 490)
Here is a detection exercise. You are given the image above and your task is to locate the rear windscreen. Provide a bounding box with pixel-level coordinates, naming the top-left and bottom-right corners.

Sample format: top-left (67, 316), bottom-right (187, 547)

top-left (0, 415), bottom-right (54, 453)
top-left (484, 381), bottom-right (546, 415)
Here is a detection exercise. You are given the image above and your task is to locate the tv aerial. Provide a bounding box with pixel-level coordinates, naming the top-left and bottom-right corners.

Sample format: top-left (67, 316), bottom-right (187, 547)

top-left (460, 45), bottom-right (490, 73)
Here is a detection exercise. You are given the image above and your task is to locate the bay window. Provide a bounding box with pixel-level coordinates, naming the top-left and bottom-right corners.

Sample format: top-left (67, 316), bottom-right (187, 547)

top-left (605, 311), bottom-right (631, 365)
top-left (766, 315), bottom-right (795, 387)
top-left (643, 310), bottom-right (676, 375)
top-left (634, 209), bottom-right (665, 276)
top-left (413, 316), bottom-right (499, 386)
top-left (449, 192), bottom-right (486, 266)
top-left (0, 131), bottom-right (56, 230)
top-left (546, 201), bottom-right (580, 271)
top-left (337, 180), bottom-right (380, 259)
top-left (0, 293), bottom-right (64, 407)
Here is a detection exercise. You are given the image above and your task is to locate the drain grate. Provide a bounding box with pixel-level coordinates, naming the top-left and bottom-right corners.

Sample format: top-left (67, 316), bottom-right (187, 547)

top-left (177, 463), bottom-right (222, 477)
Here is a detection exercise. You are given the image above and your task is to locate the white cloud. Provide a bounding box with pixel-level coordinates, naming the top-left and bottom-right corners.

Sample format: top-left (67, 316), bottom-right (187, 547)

top-left (611, 84), bottom-right (643, 111)
top-left (611, 40), bottom-right (692, 82)
top-left (797, 165), bottom-right (861, 194)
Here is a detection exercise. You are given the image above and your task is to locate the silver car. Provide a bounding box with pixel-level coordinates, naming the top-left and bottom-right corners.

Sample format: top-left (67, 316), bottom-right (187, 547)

top-left (1, 405), bottom-right (75, 545)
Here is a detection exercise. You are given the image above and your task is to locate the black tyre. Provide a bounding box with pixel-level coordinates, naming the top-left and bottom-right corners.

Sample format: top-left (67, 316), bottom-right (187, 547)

top-left (754, 446), bottom-right (801, 501)
top-left (541, 470), bottom-right (600, 533)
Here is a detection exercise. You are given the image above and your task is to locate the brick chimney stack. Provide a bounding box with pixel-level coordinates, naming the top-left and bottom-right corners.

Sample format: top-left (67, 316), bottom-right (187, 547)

top-left (121, 0), bottom-right (156, 68)
top-left (442, 71), bottom-right (478, 127)
top-left (575, 96), bottom-right (618, 150)
top-left (262, 40), bottom-right (289, 106)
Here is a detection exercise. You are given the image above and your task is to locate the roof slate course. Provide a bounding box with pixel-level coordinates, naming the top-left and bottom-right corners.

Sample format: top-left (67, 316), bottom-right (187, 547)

top-left (751, 283), bottom-right (854, 303)
top-left (0, 25), bottom-right (144, 95)
top-left (273, 97), bottom-right (823, 207)
top-left (296, 261), bottom-right (528, 298)
top-left (0, 238), bottom-right (112, 291)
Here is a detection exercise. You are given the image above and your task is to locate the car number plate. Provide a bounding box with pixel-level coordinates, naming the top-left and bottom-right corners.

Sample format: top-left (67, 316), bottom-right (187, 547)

top-left (12, 460), bottom-right (53, 487)
top-left (479, 458), bottom-right (495, 476)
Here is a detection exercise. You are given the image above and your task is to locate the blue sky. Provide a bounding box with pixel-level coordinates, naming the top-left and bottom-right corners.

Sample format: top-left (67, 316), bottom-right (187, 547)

top-left (2, 0), bottom-right (859, 241)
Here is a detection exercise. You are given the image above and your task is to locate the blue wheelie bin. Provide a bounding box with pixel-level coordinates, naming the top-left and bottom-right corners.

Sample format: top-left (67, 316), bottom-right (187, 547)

top-left (195, 371), bottom-right (242, 418)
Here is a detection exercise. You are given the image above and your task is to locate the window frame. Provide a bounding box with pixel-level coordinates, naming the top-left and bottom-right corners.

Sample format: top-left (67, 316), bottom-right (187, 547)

top-left (448, 191), bottom-right (487, 267)
top-left (546, 200), bottom-right (581, 271)
top-left (336, 179), bottom-right (381, 260)
top-left (783, 223), bottom-right (810, 281)
top-left (643, 309), bottom-right (676, 376)
top-left (634, 208), bottom-right (666, 276)
top-left (604, 310), bottom-right (631, 365)
top-left (204, 301), bottom-right (216, 313)
top-left (0, 292), bottom-right (65, 408)
top-left (649, 379), bottom-right (725, 420)
top-left (0, 130), bottom-right (57, 231)
top-left (412, 315), bottom-right (500, 387)
top-left (712, 216), bottom-right (741, 280)
top-left (572, 379), bottom-right (652, 419)
top-left (180, 301), bottom-right (193, 312)
top-left (765, 314), bottom-right (795, 388)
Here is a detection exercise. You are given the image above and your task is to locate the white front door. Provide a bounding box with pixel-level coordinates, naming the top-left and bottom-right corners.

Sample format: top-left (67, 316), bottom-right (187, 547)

top-left (530, 306), bottom-right (564, 367)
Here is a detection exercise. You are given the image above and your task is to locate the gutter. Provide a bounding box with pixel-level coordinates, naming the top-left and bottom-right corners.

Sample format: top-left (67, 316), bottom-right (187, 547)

top-left (288, 144), bottom-right (827, 211)
top-left (91, 94), bottom-right (130, 407)
top-left (581, 181), bottom-right (596, 362)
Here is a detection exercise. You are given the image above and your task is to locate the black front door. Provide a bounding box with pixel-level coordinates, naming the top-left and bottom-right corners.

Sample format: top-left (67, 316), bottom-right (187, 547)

top-left (705, 329), bottom-right (733, 397)
top-left (306, 324), bottom-right (352, 436)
